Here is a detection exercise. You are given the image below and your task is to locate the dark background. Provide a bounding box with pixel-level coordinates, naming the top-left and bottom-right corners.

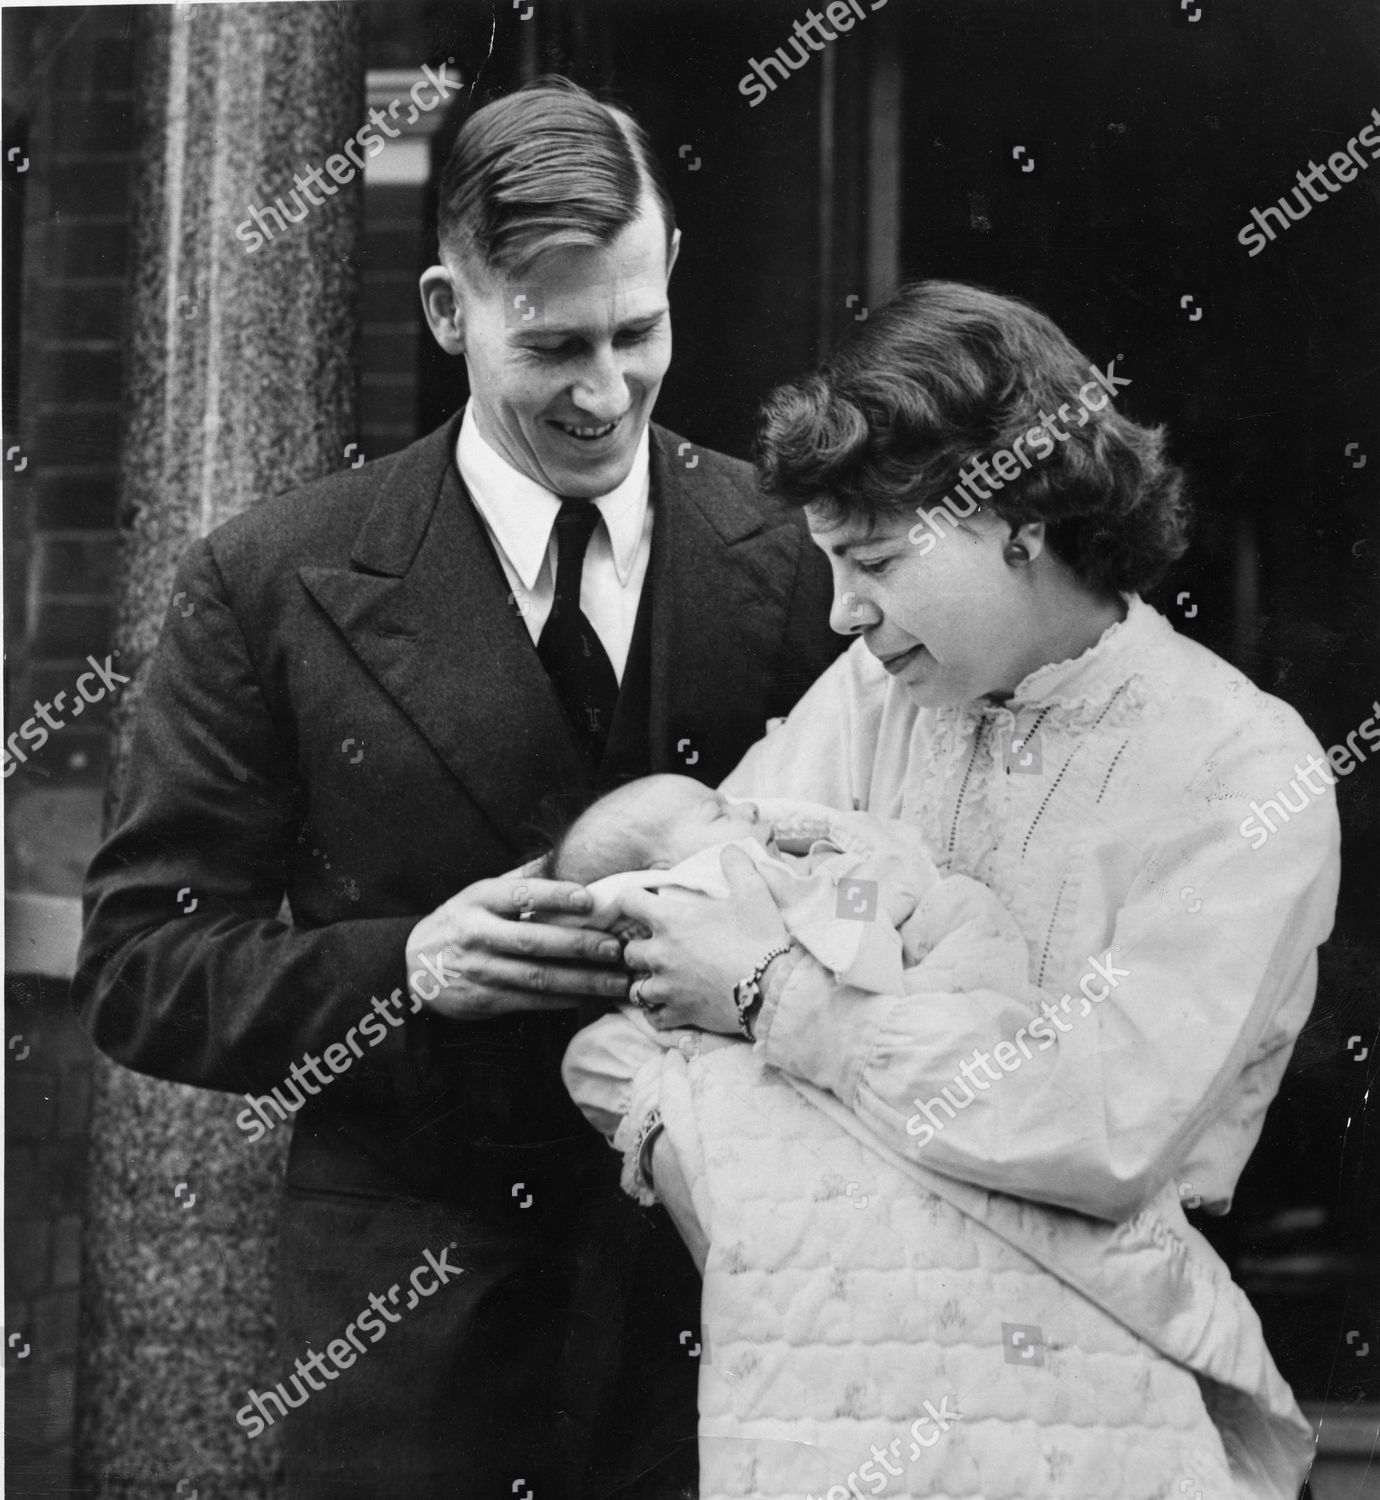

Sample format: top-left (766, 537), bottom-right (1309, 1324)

top-left (4, 0), bottom-right (1377, 1483)
top-left (418, 4), bottom-right (1380, 1409)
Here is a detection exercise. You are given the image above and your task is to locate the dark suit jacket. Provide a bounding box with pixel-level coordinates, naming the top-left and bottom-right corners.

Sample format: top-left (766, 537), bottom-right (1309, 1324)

top-left (75, 415), bottom-right (839, 1166)
top-left (72, 418), bottom-right (841, 1496)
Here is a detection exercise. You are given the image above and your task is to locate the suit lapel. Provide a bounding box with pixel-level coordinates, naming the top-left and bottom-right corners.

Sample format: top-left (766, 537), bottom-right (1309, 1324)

top-left (300, 420), bottom-right (590, 851)
top-left (645, 427), bottom-right (801, 780)
top-left (299, 419), bottom-right (802, 846)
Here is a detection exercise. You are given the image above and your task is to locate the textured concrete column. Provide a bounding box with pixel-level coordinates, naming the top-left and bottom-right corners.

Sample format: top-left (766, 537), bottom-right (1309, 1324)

top-left (77, 5), bottom-right (363, 1497)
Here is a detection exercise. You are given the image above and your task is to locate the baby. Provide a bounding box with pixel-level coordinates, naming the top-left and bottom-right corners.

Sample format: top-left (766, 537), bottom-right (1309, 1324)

top-left (557, 775), bottom-right (1030, 1206)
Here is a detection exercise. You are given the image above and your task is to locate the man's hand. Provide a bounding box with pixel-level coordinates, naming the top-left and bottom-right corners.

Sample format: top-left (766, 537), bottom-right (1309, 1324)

top-left (405, 864), bottom-right (629, 1021)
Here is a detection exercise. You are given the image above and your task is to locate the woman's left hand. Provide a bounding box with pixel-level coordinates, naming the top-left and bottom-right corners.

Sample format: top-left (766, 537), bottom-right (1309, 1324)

top-left (618, 847), bottom-right (792, 1032)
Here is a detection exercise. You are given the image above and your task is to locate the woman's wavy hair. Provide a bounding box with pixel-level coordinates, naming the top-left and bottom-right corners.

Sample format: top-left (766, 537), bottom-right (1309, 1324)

top-left (755, 281), bottom-right (1190, 596)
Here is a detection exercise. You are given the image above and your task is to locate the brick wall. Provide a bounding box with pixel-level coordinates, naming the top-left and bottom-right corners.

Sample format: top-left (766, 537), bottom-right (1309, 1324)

top-left (4, 13), bottom-right (138, 1484)
top-left (5, 974), bottom-right (94, 1492)
top-left (6, 7), bottom-right (136, 802)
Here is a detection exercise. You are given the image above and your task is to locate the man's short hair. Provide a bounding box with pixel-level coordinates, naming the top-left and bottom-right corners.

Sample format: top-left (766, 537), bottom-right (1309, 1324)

top-left (437, 75), bottom-right (676, 278)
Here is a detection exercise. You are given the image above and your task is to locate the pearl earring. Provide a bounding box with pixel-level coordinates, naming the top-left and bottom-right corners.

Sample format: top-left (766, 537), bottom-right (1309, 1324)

top-left (1003, 541), bottom-right (1031, 566)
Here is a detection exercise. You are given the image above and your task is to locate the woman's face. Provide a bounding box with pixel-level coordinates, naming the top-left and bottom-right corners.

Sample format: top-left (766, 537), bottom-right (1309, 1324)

top-left (806, 503), bottom-right (1041, 707)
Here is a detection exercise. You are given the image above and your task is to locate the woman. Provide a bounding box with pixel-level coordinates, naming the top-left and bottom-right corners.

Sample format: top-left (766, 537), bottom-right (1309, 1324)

top-left (609, 283), bottom-right (1338, 1498)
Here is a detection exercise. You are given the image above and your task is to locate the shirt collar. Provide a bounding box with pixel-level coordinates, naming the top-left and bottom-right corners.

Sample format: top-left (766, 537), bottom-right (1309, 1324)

top-left (456, 403), bottom-right (651, 591)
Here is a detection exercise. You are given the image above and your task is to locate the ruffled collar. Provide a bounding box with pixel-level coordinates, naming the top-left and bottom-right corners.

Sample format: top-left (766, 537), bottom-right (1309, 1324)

top-left (929, 594), bottom-right (1170, 729)
top-left (1006, 593), bottom-right (1164, 707)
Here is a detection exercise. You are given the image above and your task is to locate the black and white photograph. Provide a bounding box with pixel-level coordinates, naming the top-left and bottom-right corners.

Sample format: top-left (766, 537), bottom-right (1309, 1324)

top-left (2, 1), bottom-right (1377, 1496)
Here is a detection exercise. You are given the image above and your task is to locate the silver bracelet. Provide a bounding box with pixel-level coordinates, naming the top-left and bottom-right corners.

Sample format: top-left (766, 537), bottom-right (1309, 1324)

top-left (732, 942), bottom-right (794, 1041)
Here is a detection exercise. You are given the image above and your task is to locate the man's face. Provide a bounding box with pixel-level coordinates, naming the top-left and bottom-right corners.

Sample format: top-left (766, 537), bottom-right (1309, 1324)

top-left (453, 203), bottom-right (678, 499)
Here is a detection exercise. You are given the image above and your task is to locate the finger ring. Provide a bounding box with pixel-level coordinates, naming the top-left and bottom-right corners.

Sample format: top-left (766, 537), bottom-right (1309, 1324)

top-left (517, 908), bottom-right (534, 922)
top-left (629, 974), bottom-right (650, 1009)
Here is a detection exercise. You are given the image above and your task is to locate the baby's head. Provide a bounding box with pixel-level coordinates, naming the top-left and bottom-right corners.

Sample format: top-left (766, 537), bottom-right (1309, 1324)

top-left (548, 775), bottom-right (767, 885)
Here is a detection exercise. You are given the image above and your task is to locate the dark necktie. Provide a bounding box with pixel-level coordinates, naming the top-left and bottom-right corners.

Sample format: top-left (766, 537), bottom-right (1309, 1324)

top-left (537, 498), bottom-right (620, 763)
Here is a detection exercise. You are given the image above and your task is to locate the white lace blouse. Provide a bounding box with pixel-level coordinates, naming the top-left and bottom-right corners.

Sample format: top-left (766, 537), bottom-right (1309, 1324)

top-left (722, 595), bottom-right (1341, 1223)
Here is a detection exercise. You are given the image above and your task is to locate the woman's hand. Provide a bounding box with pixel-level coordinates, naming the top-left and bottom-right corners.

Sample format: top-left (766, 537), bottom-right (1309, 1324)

top-left (618, 847), bottom-right (791, 1033)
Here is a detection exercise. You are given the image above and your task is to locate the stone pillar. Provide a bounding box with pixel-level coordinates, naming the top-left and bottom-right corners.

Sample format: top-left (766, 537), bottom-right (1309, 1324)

top-left (76, 5), bottom-right (363, 1497)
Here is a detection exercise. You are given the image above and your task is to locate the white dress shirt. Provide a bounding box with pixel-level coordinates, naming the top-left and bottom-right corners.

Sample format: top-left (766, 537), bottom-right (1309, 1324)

top-left (456, 403), bottom-right (653, 681)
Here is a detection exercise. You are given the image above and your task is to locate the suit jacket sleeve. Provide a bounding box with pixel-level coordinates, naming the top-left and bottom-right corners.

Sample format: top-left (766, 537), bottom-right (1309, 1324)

top-left (72, 537), bottom-right (426, 1105)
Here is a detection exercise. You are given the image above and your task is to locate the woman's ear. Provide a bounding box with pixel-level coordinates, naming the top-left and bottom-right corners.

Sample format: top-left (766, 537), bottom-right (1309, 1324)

top-left (419, 264), bottom-right (466, 356)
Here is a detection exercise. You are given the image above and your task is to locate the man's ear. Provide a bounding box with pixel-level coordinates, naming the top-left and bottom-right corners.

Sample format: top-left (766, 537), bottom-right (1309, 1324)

top-left (419, 264), bottom-right (466, 356)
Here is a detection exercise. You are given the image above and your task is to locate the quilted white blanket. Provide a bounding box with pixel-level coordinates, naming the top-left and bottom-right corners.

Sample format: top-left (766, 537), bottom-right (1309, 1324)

top-left (636, 1041), bottom-right (1311, 1500)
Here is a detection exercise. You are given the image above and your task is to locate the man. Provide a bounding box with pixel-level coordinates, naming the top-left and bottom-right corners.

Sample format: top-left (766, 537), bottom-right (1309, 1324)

top-left (74, 77), bottom-right (840, 1499)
